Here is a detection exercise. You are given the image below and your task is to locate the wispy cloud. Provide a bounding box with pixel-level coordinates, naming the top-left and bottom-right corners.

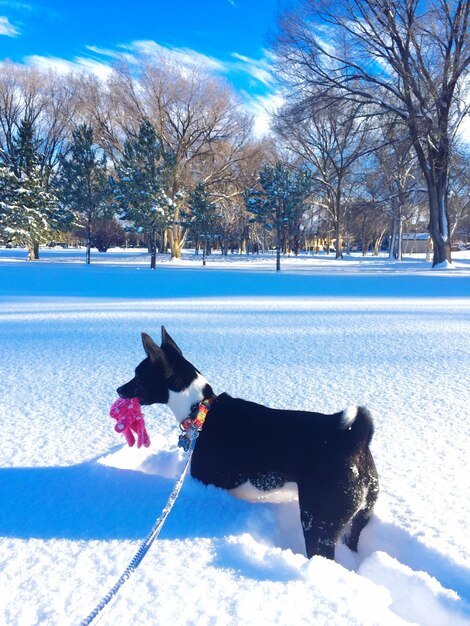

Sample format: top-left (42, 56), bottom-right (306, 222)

top-left (0, 1), bottom-right (31, 9)
top-left (22, 38), bottom-right (280, 136)
top-left (25, 54), bottom-right (113, 80)
top-left (115, 40), bottom-right (227, 74)
top-left (88, 39), bottom-right (276, 89)
top-left (0, 1), bottom-right (60, 22)
top-left (25, 41), bottom-right (226, 84)
top-left (0, 15), bottom-right (19, 36)
top-left (85, 44), bottom-right (136, 65)
top-left (230, 51), bottom-right (275, 87)
top-left (92, 40), bottom-right (279, 134)
top-left (242, 91), bottom-right (284, 137)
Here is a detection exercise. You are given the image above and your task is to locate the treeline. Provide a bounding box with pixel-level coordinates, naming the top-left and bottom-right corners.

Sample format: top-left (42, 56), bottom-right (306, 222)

top-left (1, 2), bottom-right (470, 269)
top-left (274, 0), bottom-right (470, 267)
top-left (0, 59), bottom-right (267, 266)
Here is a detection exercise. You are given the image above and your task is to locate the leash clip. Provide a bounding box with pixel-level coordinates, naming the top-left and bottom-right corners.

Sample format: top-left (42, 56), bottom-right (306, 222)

top-left (178, 433), bottom-right (191, 452)
top-left (178, 427), bottom-right (199, 452)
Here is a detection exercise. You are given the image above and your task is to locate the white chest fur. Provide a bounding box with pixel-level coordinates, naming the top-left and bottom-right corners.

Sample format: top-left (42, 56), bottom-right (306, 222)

top-left (167, 373), bottom-right (210, 422)
top-left (229, 480), bottom-right (299, 503)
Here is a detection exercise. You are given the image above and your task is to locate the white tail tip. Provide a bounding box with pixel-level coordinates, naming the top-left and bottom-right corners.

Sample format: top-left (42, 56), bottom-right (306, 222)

top-left (341, 405), bottom-right (358, 428)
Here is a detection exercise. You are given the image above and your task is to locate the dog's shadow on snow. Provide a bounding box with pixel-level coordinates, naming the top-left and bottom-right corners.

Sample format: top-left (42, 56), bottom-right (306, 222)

top-left (0, 446), bottom-right (253, 542)
top-left (0, 453), bottom-right (171, 541)
top-left (1, 447), bottom-right (469, 603)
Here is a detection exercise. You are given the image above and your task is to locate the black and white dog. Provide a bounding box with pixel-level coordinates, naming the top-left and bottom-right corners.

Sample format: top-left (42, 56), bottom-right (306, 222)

top-left (117, 327), bottom-right (379, 560)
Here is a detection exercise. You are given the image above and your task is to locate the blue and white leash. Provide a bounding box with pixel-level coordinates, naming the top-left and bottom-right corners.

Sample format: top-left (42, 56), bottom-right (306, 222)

top-left (80, 435), bottom-right (197, 626)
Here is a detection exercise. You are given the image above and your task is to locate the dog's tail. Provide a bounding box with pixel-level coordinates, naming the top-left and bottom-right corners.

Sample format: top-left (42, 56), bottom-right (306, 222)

top-left (338, 405), bottom-right (374, 450)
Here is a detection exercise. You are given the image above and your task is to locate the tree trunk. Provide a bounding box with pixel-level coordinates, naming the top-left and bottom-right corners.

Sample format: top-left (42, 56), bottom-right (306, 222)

top-left (149, 228), bottom-right (157, 270)
top-left (27, 240), bottom-right (40, 261)
top-left (170, 239), bottom-right (183, 258)
top-left (361, 231), bottom-right (367, 255)
top-left (86, 244), bottom-right (91, 265)
top-left (158, 229), bottom-right (166, 254)
top-left (374, 228), bottom-right (386, 256)
top-left (169, 222), bottom-right (187, 259)
top-left (389, 205), bottom-right (398, 259)
top-left (410, 127), bottom-right (453, 267)
top-left (335, 220), bottom-right (343, 259)
top-left (397, 217), bottom-right (403, 261)
top-left (276, 224), bottom-right (282, 271)
top-left (86, 220), bottom-right (91, 265)
top-left (427, 186), bottom-right (452, 267)
top-left (426, 236), bottom-right (433, 262)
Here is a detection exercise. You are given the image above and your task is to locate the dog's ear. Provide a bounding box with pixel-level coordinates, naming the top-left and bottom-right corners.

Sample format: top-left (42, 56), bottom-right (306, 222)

top-left (161, 325), bottom-right (183, 355)
top-left (141, 332), bottom-right (164, 363)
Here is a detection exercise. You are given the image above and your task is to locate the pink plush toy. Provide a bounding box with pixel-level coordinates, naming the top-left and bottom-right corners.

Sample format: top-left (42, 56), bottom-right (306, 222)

top-left (109, 397), bottom-right (151, 448)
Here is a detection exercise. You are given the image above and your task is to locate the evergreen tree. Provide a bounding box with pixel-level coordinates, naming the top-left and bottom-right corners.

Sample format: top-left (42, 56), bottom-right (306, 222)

top-left (0, 163), bottom-right (18, 244)
top-left (246, 162), bottom-right (312, 271)
top-left (112, 120), bottom-right (174, 269)
top-left (185, 183), bottom-right (219, 266)
top-left (57, 124), bottom-right (111, 264)
top-left (0, 120), bottom-right (61, 260)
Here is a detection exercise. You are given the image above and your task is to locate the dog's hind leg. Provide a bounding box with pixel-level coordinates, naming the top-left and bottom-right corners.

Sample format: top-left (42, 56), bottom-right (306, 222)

top-left (345, 479), bottom-right (379, 552)
top-left (298, 483), bottom-right (349, 559)
top-left (344, 506), bottom-right (373, 552)
top-left (346, 452), bottom-right (379, 552)
top-left (300, 511), bottom-right (337, 559)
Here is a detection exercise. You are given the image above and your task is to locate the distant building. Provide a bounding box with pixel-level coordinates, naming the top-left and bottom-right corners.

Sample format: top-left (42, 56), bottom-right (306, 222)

top-left (402, 233), bottom-right (431, 254)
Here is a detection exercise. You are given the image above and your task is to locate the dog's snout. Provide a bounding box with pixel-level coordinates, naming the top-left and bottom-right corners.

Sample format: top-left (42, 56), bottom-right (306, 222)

top-left (116, 383), bottom-right (132, 398)
top-left (116, 379), bottom-right (138, 399)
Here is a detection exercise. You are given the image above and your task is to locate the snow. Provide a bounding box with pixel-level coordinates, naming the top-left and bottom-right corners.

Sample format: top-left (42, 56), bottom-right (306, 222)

top-left (432, 259), bottom-right (456, 270)
top-left (1, 247), bottom-right (470, 626)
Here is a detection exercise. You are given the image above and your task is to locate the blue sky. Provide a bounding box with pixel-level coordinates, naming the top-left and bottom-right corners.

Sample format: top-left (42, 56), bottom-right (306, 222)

top-left (0, 0), bottom-right (283, 133)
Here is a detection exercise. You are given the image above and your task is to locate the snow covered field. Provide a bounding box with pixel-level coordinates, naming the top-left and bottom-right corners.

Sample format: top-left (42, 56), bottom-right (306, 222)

top-left (1, 247), bottom-right (469, 626)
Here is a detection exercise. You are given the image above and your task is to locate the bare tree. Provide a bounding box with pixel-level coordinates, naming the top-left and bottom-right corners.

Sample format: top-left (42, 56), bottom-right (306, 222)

top-left (94, 59), bottom-right (255, 258)
top-left (204, 138), bottom-right (269, 254)
top-left (447, 147), bottom-right (470, 239)
top-left (0, 63), bottom-right (76, 176)
top-left (374, 127), bottom-right (419, 258)
top-left (70, 71), bottom-right (138, 164)
top-left (140, 61), bottom-right (255, 257)
top-left (275, 0), bottom-right (470, 266)
top-left (347, 195), bottom-right (389, 255)
top-left (274, 99), bottom-right (373, 257)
